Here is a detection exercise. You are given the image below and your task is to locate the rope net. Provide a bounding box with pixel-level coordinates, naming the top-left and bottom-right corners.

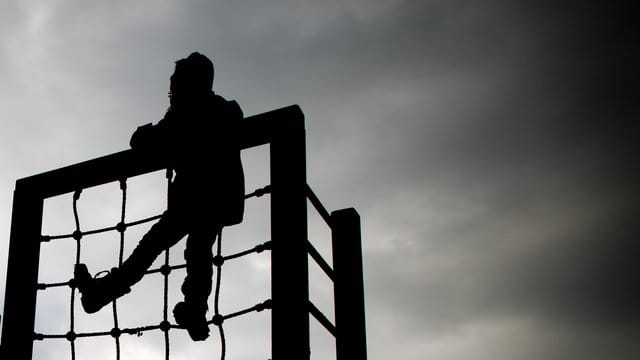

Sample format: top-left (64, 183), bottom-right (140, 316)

top-left (35, 170), bottom-right (272, 360)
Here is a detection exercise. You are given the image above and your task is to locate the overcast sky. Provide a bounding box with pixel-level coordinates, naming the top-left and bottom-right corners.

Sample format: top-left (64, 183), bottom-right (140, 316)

top-left (0, 1), bottom-right (638, 359)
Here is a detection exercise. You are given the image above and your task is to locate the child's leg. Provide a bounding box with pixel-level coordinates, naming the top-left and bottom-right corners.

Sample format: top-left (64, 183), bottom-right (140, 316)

top-left (173, 225), bottom-right (220, 341)
top-left (76, 210), bottom-right (188, 313)
top-left (118, 210), bottom-right (189, 286)
top-left (181, 226), bottom-right (220, 309)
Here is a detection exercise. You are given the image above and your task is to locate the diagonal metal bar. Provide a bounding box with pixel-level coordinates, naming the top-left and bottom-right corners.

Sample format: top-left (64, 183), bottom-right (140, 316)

top-left (308, 301), bottom-right (336, 337)
top-left (307, 240), bottom-right (335, 281)
top-left (305, 184), bottom-right (332, 226)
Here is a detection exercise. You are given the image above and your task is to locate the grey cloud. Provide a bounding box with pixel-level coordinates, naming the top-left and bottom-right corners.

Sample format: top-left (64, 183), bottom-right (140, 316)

top-left (1, 1), bottom-right (638, 359)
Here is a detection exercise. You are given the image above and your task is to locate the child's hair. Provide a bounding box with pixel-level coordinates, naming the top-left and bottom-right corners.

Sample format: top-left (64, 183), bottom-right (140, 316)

top-left (174, 52), bottom-right (214, 92)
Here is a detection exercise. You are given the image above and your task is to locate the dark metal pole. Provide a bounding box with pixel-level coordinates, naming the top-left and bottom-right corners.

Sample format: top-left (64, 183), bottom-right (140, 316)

top-left (0, 185), bottom-right (44, 360)
top-left (332, 208), bottom-right (367, 360)
top-left (270, 110), bottom-right (309, 359)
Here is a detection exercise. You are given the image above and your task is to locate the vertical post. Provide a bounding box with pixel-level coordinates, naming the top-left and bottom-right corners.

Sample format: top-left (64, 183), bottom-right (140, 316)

top-left (1, 184), bottom-right (44, 360)
top-left (332, 208), bottom-right (367, 360)
top-left (270, 111), bottom-right (309, 359)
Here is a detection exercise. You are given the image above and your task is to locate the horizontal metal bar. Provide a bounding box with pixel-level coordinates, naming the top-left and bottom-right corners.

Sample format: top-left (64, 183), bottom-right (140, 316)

top-left (18, 105), bottom-right (303, 198)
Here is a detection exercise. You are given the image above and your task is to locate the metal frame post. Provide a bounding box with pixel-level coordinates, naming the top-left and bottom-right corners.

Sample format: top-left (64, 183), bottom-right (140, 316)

top-left (270, 111), bottom-right (310, 359)
top-left (332, 208), bottom-right (367, 360)
top-left (1, 186), bottom-right (44, 360)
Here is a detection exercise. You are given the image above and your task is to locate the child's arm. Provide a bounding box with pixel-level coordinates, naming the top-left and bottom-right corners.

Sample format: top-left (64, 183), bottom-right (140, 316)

top-left (129, 112), bottom-right (171, 153)
top-left (129, 123), bottom-right (154, 149)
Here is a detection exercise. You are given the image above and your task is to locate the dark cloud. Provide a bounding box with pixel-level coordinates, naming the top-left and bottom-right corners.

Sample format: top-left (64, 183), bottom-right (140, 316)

top-left (346, 1), bottom-right (639, 358)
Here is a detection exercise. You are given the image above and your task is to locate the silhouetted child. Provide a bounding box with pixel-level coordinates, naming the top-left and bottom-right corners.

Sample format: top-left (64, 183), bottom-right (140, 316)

top-left (74, 52), bottom-right (245, 341)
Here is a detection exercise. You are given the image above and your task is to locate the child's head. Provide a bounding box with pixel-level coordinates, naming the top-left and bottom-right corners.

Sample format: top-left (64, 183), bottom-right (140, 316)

top-left (169, 52), bottom-right (214, 104)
